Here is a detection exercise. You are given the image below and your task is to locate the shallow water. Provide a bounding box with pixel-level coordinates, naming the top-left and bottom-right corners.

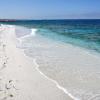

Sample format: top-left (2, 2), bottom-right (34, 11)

top-left (15, 26), bottom-right (100, 100)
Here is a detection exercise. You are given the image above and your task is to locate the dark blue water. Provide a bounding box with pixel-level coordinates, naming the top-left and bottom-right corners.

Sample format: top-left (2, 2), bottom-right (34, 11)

top-left (1, 19), bottom-right (100, 53)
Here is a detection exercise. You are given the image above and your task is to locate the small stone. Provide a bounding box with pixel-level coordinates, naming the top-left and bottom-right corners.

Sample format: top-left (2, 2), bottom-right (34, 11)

top-left (9, 94), bottom-right (13, 97)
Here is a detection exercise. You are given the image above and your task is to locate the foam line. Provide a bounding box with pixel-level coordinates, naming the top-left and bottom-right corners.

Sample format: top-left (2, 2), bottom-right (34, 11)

top-left (33, 59), bottom-right (79, 100)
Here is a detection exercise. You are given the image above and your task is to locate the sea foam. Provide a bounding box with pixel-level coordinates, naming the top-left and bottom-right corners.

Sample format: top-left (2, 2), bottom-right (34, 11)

top-left (30, 29), bottom-right (37, 36)
top-left (33, 59), bottom-right (79, 100)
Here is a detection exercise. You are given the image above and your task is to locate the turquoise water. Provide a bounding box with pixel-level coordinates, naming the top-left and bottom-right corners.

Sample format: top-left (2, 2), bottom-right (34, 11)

top-left (1, 19), bottom-right (100, 53)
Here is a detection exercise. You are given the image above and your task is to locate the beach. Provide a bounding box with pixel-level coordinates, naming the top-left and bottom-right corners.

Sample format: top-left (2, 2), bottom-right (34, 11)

top-left (0, 23), bottom-right (100, 100)
top-left (0, 25), bottom-right (72, 100)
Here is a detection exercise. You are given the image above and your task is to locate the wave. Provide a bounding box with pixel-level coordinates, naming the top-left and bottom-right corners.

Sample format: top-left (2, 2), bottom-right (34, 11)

top-left (15, 26), bottom-right (38, 38)
top-left (30, 29), bottom-right (37, 36)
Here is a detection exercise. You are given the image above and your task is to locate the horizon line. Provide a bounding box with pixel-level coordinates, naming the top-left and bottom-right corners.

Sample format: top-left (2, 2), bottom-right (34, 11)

top-left (0, 18), bottom-right (100, 20)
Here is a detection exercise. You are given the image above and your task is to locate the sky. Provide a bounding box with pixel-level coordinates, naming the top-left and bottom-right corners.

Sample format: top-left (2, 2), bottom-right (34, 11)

top-left (0, 0), bottom-right (100, 19)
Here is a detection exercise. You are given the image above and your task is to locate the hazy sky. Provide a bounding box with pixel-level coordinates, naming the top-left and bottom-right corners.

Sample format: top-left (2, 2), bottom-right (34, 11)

top-left (0, 0), bottom-right (100, 19)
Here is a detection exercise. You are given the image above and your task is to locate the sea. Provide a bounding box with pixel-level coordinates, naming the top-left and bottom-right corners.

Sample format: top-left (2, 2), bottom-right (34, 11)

top-left (1, 19), bottom-right (100, 100)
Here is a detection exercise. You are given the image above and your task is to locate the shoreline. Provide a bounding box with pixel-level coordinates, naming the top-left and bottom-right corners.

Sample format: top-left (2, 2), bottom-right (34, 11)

top-left (34, 59), bottom-right (79, 100)
top-left (0, 25), bottom-right (73, 100)
top-left (17, 24), bottom-right (100, 100)
top-left (1, 24), bottom-right (100, 100)
top-left (15, 24), bottom-right (100, 56)
top-left (18, 25), bottom-right (100, 99)
top-left (16, 26), bottom-right (78, 100)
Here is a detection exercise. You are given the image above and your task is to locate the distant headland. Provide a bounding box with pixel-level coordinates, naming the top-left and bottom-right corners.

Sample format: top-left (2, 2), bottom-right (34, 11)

top-left (0, 19), bottom-right (16, 22)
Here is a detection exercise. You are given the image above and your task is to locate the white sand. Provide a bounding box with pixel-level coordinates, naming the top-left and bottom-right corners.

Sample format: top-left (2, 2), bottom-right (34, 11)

top-left (0, 25), bottom-right (72, 100)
